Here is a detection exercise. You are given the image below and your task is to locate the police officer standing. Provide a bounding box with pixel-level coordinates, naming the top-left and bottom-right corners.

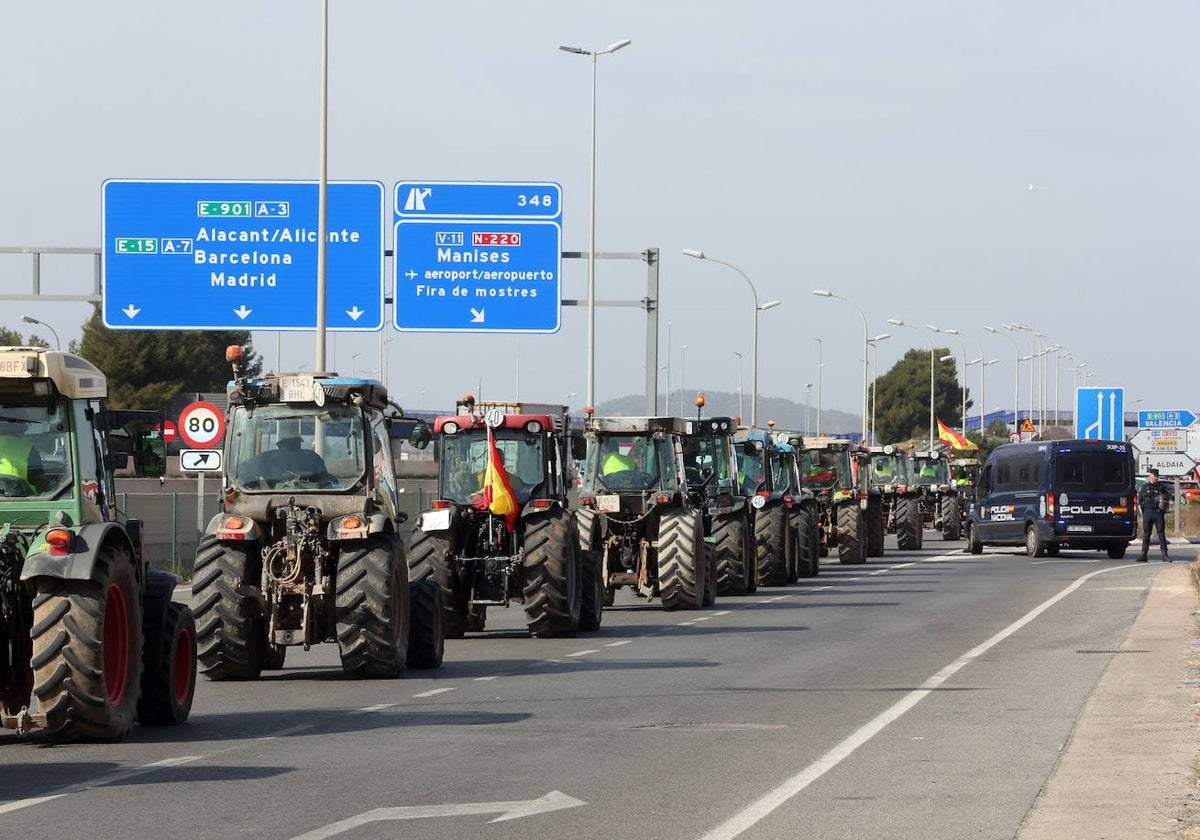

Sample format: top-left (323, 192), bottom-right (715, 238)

top-left (1137, 468), bottom-right (1172, 562)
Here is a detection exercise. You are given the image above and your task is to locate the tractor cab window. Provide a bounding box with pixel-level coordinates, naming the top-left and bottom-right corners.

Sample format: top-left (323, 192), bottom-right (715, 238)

top-left (228, 404), bottom-right (366, 491)
top-left (681, 435), bottom-right (733, 492)
top-left (803, 449), bottom-right (842, 489)
top-left (0, 401), bottom-right (71, 500)
top-left (583, 434), bottom-right (679, 493)
top-left (771, 453), bottom-right (794, 494)
top-left (871, 454), bottom-right (904, 482)
top-left (441, 429), bottom-right (546, 506)
top-left (916, 459), bottom-right (950, 486)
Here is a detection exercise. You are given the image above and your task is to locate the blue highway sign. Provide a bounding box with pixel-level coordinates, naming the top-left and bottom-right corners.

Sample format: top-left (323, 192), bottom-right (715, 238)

top-left (392, 181), bottom-right (562, 333)
top-left (1138, 409), bottom-right (1197, 429)
top-left (102, 180), bottom-right (385, 330)
top-left (1075, 386), bottom-right (1125, 440)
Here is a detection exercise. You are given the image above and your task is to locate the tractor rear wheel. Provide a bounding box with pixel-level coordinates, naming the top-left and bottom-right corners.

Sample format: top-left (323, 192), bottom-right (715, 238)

top-left (837, 504), bottom-right (866, 564)
top-left (336, 534), bottom-right (409, 678)
top-left (193, 537), bottom-right (266, 681)
top-left (754, 504), bottom-right (789, 586)
top-left (941, 496), bottom-right (962, 540)
top-left (523, 509), bottom-right (582, 637)
top-left (408, 529), bottom-right (467, 639)
top-left (866, 496), bottom-right (886, 556)
top-left (895, 497), bottom-right (921, 551)
top-left (579, 550), bottom-right (604, 631)
top-left (137, 569), bottom-right (196, 725)
top-left (713, 514), bottom-right (750, 595)
top-left (32, 544), bottom-right (143, 740)
top-left (658, 510), bottom-right (704, 610)
top-left (406, 579), bottom-right (445, 669)
top-left (796, 505), bottom-right (819, 578)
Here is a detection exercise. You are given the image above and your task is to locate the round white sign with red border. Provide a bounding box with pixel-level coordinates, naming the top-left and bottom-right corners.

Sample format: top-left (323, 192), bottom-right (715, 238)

top-left (178, 401), bottom-right (226, 449)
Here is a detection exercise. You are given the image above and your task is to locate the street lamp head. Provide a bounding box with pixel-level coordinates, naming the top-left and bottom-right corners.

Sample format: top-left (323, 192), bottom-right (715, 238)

top-left (681, 249), bottom-right (705, 260)
top-left (21, 315), bottom-right (40, 326)
top-left (940, 354), bottom-right (955, 362)
top-left (886, 318), bottom-right (904, 326)
top-left (925, 324), bottom-right (940, 332)
top-left (759, 300), bottom-right (781, 311)
top-left (604, 38), bottom-right (632, 53)
top-left (558, 45), bottom-right (588, 55)
top-left (811, 289), bottom-right (832, 297)
top-left (871, 333), bottom-right (891, 342)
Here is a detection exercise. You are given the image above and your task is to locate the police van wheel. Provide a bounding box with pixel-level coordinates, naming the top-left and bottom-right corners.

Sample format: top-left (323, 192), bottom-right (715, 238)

top-left (1024, 525), bottom-right (1045, 558)
top-left (967, 523), bottom-right (983, 555)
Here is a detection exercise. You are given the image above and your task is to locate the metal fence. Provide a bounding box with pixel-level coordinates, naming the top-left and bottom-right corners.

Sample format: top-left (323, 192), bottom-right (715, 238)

top-left (119, 483), bottom-right (439, 577)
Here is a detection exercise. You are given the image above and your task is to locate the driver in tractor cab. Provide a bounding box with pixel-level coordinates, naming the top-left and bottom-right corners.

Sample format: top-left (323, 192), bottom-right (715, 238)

top-left (275, 434), bottom-right (330, 478)
top-left (0, 418), bottom-right (46, 495)
top-left (919, 463), bottom-right (938, 481)
top-left (602, 447), bottom-right (636, 475)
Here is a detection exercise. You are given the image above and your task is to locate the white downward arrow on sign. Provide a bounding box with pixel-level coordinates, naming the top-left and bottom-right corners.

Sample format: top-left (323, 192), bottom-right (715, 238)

top-left (470, 308), bottom-right (485, 323)
top-left (346, 306), bottom-right (365, 321)
top-left (291, 791), bottom-right (585, 839)
top-left (234, 305), bottom-right (252, 319)
top-left (123, 305), bottom-right (141, 319)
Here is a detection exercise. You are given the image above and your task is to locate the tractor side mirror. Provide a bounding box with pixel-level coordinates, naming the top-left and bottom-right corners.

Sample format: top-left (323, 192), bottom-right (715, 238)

top-left (408, 420), bottom-right (432, 450)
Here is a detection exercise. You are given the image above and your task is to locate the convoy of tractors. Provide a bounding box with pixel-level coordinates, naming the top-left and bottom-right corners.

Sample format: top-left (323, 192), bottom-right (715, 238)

top-left (0, 343), bottom-right (970, 743)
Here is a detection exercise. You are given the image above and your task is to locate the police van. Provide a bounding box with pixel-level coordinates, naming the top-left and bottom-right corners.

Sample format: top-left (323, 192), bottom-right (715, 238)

top-left (966, 439), bottom-right (1137, 558)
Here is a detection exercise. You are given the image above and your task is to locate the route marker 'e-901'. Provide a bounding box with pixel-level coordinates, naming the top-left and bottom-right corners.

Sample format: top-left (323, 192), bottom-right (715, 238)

top-left (392, 181), bottom-right (562, 333)
top-left (102, 179), bottom-right (385, 331)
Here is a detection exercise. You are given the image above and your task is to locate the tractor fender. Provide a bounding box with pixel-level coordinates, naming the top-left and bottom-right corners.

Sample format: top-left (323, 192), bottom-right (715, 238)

top-left (20, 521), bottom-right (140, 583)
top-left (325, 511), bottom-right (394, 541)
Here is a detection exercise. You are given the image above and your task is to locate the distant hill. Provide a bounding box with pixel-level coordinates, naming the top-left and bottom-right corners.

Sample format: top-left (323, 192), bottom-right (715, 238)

top-left (594, 389), bottom-right (861, 437)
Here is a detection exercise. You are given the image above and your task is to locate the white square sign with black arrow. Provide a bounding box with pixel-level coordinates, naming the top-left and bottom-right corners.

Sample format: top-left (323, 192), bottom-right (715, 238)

top-left (180, 449), bottom-right (223, 472)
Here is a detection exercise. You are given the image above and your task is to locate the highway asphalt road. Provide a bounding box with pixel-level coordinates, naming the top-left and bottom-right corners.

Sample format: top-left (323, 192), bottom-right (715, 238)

top-left (1, 534), bottom-right (1191, 839)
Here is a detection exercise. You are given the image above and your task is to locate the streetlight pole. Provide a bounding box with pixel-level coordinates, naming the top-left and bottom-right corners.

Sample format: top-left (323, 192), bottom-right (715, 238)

top-left (867, 333), bottom-right (890, 444)
top-left (1007, 324), bottom-right (1040, 433)
top-left (680, 344), bottom-right (688, 416)
top-left (814, 338), bottom-right (823, 437)
top-left (20, 315), bottom-right (61, 350)
top-left (984, 325), bottom-right (1021, 430)
top-left (560, 38), bottom-right (632, 414)
top-left (888, 319), bottom-right (936, 450)
top-left (813, 290), bottom-right (870, 442)
top-left (928, 325), bottom-right (971, 432)
top-left (734, 352), bottom-right (745, 422)
top-left (804, 383), bottom-right (813, 436)
top-left (664, 319), bottom-right (672, 415)
top-left (682, 250), bottom-right (778, 427)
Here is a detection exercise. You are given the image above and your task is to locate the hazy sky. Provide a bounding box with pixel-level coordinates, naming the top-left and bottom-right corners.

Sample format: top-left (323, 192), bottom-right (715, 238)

top-left (4, 2), bottom-right (1197, 423)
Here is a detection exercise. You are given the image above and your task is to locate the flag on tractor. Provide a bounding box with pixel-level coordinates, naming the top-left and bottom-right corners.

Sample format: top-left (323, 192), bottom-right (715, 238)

top-left (477, 424), bottom-right (518, 530)
top-left (937, 417), bottom-right (979, 451)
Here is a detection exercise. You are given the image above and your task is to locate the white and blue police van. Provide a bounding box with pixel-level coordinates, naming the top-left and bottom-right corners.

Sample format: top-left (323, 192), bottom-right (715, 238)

top-left (966, 439), bottom-right (1137, 559)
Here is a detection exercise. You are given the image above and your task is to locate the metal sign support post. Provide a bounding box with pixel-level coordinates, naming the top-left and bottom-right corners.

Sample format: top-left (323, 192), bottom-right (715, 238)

top-left (561, 248), bottom-right (659, 416)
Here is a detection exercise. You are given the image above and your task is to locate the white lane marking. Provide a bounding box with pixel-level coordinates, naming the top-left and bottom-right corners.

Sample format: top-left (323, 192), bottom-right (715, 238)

top-left (763, 596), bottom-right (787, 603)
top-left (712, 611), bottom-right (732, 616)
top-left (698, 562), bottom-right (1128, 840)
top-left (351, 703), bottom-right (396, 715)
top-left (0, 723), bottom-right (313, 816)
top-left (412, 687), bottom-right (456, 698)
top-left (679, 616), bottom-right (715, 626)
top-left (566, 649), bottom-right (600, 658)
top-left (474, 675), bottom-right (501, 681)
top-left (604, 640), bottom-right (633, 647)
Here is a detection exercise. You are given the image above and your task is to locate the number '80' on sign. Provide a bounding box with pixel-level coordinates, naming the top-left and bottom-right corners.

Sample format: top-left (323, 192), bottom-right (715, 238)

top-left (177, 401), bottom-right (226, 449)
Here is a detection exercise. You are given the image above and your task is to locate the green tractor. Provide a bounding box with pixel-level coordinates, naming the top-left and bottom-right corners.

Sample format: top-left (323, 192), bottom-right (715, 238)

top-left (800, 437), bottom-right (872, 564)
top-left (866, 444), bottom-right (923, 551)
top-left (913, 449), bottom-right (962, 540)
top-left (1, 347), bottom-right (196, 740)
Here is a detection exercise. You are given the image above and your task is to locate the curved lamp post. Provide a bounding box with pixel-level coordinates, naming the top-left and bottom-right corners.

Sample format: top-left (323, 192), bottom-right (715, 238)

top-left (867, 333), bottom-right (890, 444)
top-left (683, 249), bottom-right (778, 427)
top-left (888, 319), bottom-right (935, 450)
top-left (813, 290), bottom-right (869, 441)
top-left (984, 325), bottom-right (1021, 429)
top-left (21, 315), bottom-right (61, 350)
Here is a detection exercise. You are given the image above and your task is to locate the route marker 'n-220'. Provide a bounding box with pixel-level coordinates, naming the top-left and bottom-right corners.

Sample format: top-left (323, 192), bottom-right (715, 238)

top-left (392, 181), bottom-right (562, 334)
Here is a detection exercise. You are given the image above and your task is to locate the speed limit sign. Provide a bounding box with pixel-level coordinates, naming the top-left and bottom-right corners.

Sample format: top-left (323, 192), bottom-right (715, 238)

top-left (178, 401), bottom-right (226, 449)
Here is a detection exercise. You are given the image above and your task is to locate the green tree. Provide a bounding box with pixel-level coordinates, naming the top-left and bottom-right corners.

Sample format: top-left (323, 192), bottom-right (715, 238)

top-left (871, 347), bottom-right (969, 444)
top-left (1, 327), bottom-right (49, 348)
top-left (76, 305), bottom-right (262, 409)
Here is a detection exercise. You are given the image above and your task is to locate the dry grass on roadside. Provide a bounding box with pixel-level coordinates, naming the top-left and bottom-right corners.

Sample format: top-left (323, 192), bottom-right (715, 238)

top-left (1181, 557), bottom-right (1200, 839)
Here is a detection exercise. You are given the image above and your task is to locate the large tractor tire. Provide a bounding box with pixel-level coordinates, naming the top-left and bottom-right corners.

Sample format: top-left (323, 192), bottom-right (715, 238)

top-left (658, 509), bottom-right (704, 610)
top-left (713, 514), bottom-right (752, 595)
top-left (336, 534), bottom-right (410, 678)
top-left (137, 569), bottom-right (196, 726)
top-left (940, 496), bottom-right (962, 540)
top-left (837, 503), bottom-right (866, 564)
top-left (754, 504), bottom-right (789, 587)
top-left (579, 550), bottom-right (604, 631)
top-left (576, 508), bottom-right (599, 553)
top-left (193, 537), bottom-right (266, 681)
top-left (31, 544), bottom-right (142, 740)
top-left (522, 509), bottom-right (582, 637)
top-left (866, 496), bottom-right (886, 557)
top-left (701, 542), bottom-right (718, 606)
top-left (408, 529), bottom-right (468, 639)
top-left (795, 505), bottom-right (819, 578)
top-left (406, 579), bottom-right (445, 669)
top-left (785, 512), bottom-right (800, 583)
top-left (895, 497), bottom-right (921, 551)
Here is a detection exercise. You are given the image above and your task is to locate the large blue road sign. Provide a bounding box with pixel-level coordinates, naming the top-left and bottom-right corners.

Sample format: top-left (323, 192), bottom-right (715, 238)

top-left (102, 180), bottom-right (385, 331)
top-left (1138, 409), bottom-right (1197, 429)
top-left (392, 181), bottom-right (562, 333)
top-left (1076, 387), bottom-right (1125, 440)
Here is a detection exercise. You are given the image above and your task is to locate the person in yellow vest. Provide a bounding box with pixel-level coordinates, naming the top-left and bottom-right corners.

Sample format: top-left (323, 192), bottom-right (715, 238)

top-left (0, 423), bottom-right (44, 495)
top-left (601, 449), bottom-right (636, 475)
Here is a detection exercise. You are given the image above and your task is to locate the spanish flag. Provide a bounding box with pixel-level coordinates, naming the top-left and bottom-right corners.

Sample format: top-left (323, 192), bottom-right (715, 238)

top-left (477, 425), bottom-right (518, 530)
top-left (937, 417), bottom-right (980, 451)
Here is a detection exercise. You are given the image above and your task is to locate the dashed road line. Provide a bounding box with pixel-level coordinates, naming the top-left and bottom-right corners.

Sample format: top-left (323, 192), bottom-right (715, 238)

top-left (412, 687), bottom-right (456, 698)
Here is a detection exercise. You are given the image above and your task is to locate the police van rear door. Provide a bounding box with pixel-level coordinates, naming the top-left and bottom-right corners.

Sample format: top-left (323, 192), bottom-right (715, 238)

top-left (1053, 444), bottom-right (1136, 537)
